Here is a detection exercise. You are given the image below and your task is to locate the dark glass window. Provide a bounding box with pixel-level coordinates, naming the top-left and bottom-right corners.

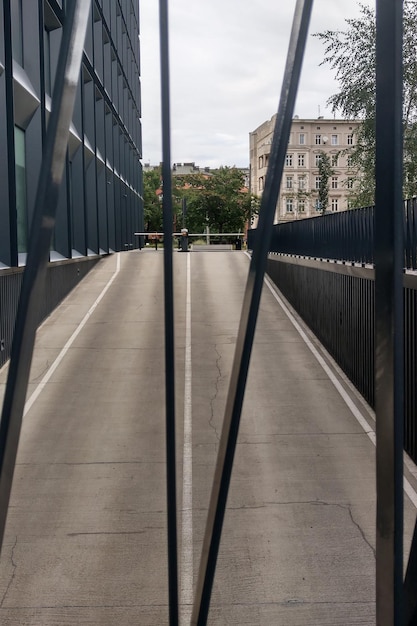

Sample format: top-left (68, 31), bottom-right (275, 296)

top-left (14, 126), bottom-right (27, 253)
top-left (11, 0), bottom-right (24, 65)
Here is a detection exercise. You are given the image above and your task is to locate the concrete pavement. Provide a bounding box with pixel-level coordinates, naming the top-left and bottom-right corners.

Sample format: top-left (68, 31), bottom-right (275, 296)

top-left (0, 249), bottom-right (415, 624)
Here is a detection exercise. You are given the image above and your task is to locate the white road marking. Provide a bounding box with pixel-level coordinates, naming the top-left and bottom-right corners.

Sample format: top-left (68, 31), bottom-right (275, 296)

top-left (263, 272), bottom-right (417, 510)
top-left (23, 253), bottom-right (121, 417)
top-left (181, 252), bottom-right (193, 623)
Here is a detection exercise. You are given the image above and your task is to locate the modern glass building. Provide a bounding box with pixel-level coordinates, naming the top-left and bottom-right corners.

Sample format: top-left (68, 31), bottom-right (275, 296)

top-left (0, 0), bottom-right (143, 268)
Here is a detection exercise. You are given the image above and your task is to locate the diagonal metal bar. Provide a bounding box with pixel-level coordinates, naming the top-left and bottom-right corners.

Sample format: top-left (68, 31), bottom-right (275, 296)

top-left (190, 1), bottom-right (313, 623)
top-left (159, 1), bottom-right (179, 624)
top-left (404, 518), bottom-right (417, 624)
top-left (0, 1), bottom-right (91, 553)
top-left (374, 0), bottom-right (404, 624)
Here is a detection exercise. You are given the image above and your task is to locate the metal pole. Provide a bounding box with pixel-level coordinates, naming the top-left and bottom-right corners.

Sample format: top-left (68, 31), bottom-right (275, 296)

top-left (182, 197), bottom-right (187, 228)
top-left (374, 0), bottom-right (404, 624)
top-left (190, 1), bottom-right (313, 623)
top-left (0, 0), bottom-right (91, 554)
top-left (159, 1), bottom-right (179, 624)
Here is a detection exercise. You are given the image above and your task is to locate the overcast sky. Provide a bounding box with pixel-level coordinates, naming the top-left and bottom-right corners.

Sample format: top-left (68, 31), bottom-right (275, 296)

top-left (139, 1), bottom-right (373, 169)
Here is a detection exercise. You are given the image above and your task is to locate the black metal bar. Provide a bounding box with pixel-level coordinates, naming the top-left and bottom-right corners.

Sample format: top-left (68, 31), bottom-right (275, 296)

top-left (190, 2), bottom-right (313, 623)
top-left (374, 0), bottom-right (404, 624)
top-left (3, 0), bottom-right (18, 267)
top-left (0, 0), bottom-right (91, 553)
top-left (404, 519), bottom-right (417, 624)
top-left (158, 2), bottom-right (179, 624)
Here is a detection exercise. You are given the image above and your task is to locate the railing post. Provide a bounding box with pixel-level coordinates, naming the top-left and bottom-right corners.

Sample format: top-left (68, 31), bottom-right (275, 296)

top-left (159, 1), bottom-right (179, 623)
top-left (374, 0), bottom-right (404, 624)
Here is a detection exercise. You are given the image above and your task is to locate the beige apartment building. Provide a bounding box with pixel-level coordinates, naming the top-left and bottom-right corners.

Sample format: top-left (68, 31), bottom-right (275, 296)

top-left (249, 115), bottom-right (360, 222)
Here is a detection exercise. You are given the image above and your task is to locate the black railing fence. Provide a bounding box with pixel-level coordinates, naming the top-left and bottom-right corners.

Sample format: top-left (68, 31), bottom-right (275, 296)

top-left (249, 197), bottom-right (417, 269)
top-left (266, 259), bottom-right (375, 405)
top-left (266, 257), bottom-right (417, 466)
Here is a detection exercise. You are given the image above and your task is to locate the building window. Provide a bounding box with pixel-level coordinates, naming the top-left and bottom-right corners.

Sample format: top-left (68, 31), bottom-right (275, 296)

top-left (331, 198), bottom-right (339, 212)
top-left (286, 176), bottom-right (293, 189)
top-left (331, 134), bottom-right (338, 145)
top-left (315, 154), bottom-right (322, 167)
top-left (331, 176), bottom-right (338, 189)
top-left (258, 155), bottom-right (264, 169)
top-left (12, 0), bottom-right (24, 65)
top-left (347, 177), bottom-right (354, 189)
top-left (285, 153), bottom-right (293, 167)
top-left (298, 175), bottom-right (306, 190)
top-left (298, 153), bottom-right (305, 167)
top-left (298, 199), bottom-right (305, 212)
top-left (315, 134), bottom-right (321, 145)
top-left (347, 154), bottom-right (353, 167)
top-left (265, 154), bottom-right (269, 167)
top-left (315, 176), bottom-right (320, 190)
top-left (299, 133), bottom-right (305, 145)
top-left (286, 198), bottom-right (293, 213)
top-left (315, 199), bottom-right (322, 211)
top-left (44, 28), bottom-right (52, 95)
top-left (331, 154), bottom-right (338, 167)
top-left (258, 176), bottom-right (264, 191)
top-left (347, 134), bottom-right (354, 145)
top-left (14, 126), bottom-right (27, 253)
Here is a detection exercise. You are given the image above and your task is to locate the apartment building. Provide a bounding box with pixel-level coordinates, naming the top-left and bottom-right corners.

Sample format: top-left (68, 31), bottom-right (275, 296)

top-left (249, 115), bottom-right (359, 222)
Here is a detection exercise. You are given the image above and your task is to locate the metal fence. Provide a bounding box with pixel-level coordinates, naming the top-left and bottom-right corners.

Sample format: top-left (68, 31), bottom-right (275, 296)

top-left (266, 255), bottom-right (417, 468)
top-left (249, 196), bottom-right (417, 269)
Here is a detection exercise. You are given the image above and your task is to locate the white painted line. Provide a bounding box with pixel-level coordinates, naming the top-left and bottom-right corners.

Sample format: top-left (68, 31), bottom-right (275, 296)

top-left (263, 273), bottom-right (417, 510)
top-left (180, 252), bottom-right (193, 623)
top-left (23, 253), bottom-right (121, 416)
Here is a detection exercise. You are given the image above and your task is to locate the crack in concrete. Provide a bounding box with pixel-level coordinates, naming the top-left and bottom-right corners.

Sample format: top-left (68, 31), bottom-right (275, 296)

top-left (0, 536), bottom-right (17, 608)
top-left (339, 502), bottom-right (376, 559)
top-left (227, 499), bottom-right (375, 558)
top-left (31, 361), bottom-right (51, 383)
top-left (309, 500), bottom-right (375, 558)
top-left (238, 431), bottom-right (370, 442)
top-left (208, 344), bottom-right (222, 442)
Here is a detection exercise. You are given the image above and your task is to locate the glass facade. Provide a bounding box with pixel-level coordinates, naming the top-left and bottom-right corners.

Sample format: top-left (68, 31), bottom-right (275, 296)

top-left (11, 0), bottom-right (24, 66)
top-left (14, 126), bottom-right (27, 253)
top-left (0, 0), bottom-right (143, 268)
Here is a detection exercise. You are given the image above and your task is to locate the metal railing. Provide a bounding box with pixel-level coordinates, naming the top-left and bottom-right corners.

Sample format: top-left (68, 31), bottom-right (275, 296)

top-left (249, 196), bottom-right (417, 270)
top-left (265, 255), bottom-right (417, 470)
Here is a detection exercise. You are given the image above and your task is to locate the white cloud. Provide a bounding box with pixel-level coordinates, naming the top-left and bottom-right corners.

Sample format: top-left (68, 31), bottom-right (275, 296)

top-left (139, 1), bottom-right (374, 167)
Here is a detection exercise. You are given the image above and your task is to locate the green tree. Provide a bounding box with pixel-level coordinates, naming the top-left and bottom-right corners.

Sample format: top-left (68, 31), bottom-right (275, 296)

top-left (143, 168), bottom-right (162, 231)
top-left (315, 2), bottom-right (417, 205)
top-left (174, 167), bottom-right (258, 235)
top-left (317, 152), bottom-right (333, 213)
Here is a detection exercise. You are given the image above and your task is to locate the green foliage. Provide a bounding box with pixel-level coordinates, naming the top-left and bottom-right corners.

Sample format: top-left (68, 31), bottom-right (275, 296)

top-left (143, 168), bottom-right (162, 231)
top-left (315, 2), bottom-right (417, 204)
top-left (317, 152), bottom-right (333, 212)
top-left (174, 167), bottom-right (258, 234)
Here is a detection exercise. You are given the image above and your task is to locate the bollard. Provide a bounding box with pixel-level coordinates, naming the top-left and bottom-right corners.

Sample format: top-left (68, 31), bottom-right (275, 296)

top-left (180, 228), bottom-right (189, 252)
